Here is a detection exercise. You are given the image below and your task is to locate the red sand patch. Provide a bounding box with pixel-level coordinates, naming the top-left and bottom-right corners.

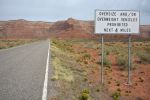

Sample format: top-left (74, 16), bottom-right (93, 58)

top-left (72, 42), bottom-right (150, 99)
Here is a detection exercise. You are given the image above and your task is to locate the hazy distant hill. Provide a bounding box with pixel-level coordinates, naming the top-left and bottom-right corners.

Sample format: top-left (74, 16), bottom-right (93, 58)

top-left (0, 18), bottom-right (150, 39)
top-left (0, 19), bottom-right (52, 38)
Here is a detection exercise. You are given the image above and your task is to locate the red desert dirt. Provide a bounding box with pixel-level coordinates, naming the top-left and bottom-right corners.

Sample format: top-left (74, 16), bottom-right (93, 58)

top-left (71, 40), bottom-right (150, 100)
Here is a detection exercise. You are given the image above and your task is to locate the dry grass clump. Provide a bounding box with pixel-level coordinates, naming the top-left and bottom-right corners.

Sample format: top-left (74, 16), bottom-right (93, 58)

top-left (0, 39), bottom-right (37, 49)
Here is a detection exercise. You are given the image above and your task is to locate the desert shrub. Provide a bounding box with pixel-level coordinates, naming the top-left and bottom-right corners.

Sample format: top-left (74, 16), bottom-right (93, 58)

top-left (139, 77), bottom-right (144, 82)
top-left (83, 77), bottom-right (88, 82)
top-left (131, 64), bottom-right (138, 70)
top-left (145, 47), bottom-right (150, 53)
top-left (116, 55), bottom-right (129, 70)
top-left (105, 49), bottom-right (110, 55)
top-left (117, 88), bottom-right (121, 92)
top-left (108, 46), bottom-right (120, 55)
top-left (97, 53), bottom-right (111, 67)
top-left (83, 42), bottom-right (97, 49)
top-left (52, 39), bottom-right (73, 52)
top-left (79, 89), bottom-right (90, 100)
top-left (96, 88), bottom-right (100, 92)
top-left (77, 53), bottom-right (91, 64)
top-left (117, 55), bottom-right (138, 70)
top-left (112, 91), bottom-right (121, 100)
top-left (116, 81), bottom-right (120, 86)
top-left (136, 52), bottom-right (150, 64)
top-left (0, 39), bottom-right (37, 49)
top-left (0, 43), bottom-right (7, 49)
top-left (108, 81), bottom-right (111, 84)
top-left (103, 53), bottom-right (111, 67)
top-left (79, 93), bottom-right (89, 100)
top-left (83, 53), bottom-right (91, 60)
top-left (82, 89), bottom-right (89, 94)
top-left (117, 56), bottom-right (127, 66)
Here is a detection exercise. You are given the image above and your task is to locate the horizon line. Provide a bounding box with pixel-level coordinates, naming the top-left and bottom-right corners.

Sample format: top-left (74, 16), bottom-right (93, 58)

top-left (0, 18), bottom-right (149, 25)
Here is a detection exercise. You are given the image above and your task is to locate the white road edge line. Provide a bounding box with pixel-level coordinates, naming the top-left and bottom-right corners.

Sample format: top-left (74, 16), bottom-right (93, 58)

top-left (42, 40), bottom-right (50, 100)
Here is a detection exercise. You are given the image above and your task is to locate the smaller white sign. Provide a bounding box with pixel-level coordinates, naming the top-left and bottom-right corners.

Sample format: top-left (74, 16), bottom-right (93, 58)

top-left (95, 10), bottom-right (140, 34)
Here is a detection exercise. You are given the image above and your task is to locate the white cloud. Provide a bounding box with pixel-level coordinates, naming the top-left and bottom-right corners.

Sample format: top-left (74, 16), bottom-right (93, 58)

top-left (0, 0), bottom-right (150, 24)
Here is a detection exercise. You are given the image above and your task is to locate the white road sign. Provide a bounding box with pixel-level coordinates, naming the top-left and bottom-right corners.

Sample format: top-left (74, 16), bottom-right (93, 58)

top-left (95, 10), bottom-right (140, 34)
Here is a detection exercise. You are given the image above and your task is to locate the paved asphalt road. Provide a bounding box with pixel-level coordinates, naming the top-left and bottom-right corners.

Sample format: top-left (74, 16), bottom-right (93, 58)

top-left (0, 40), bottom-right (49, 100)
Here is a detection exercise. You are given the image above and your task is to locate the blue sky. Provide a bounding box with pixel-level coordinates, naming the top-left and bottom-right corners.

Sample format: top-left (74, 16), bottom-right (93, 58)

top-left (0, 0), bottom-right (150, 24)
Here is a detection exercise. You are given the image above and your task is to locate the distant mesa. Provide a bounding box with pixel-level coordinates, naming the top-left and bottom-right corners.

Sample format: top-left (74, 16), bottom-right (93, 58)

top-left (0, 18), bottom-right (149, 39)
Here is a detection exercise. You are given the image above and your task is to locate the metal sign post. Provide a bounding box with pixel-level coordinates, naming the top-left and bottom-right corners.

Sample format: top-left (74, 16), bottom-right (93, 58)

top-left (128, 34), bottom-right (131, 85)
top-left (101, 34), bottom-right (104, 84)
top-left (95, 10), bottom-right (140, 85)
